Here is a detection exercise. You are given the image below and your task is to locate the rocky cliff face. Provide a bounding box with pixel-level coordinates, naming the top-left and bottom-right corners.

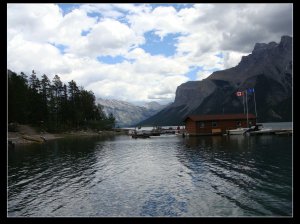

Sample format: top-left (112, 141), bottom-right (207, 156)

top-left (96, 98), bottom-right (166, 127)
top-left (172, 79), bottom-right (217, 116)
top-left (139, 35), bottom-right (292, 126)
top-left (208, 36), bottom-right (292, 86)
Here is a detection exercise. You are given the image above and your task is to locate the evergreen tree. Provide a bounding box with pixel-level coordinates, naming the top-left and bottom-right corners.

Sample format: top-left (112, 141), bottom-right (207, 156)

top-left (60, 84), bottom-right (70, 129)
top-left (8, 69), bottom-right (116, 132)
top-left (29, 70), bottom-right (41, 93)
top-left (50, 75), bottom-right (63, 130)
top-left (108, 112), bottom-right (116, 128)
top-left (52, 75), bottom-right (63, 99)
top-left (8, 70), bottom-right (29, 123)
top-left (20, 72), bottom-right (28, 85)
top-left (28, 70), bottom-right (43, 124)
top-left (40, 74), bottom-right (51, 102)
top-left (40, 74), bottom-right (51, 128)
top-left (68, 80), bottom-right (80, 128)
top-left (97, 104), bottom-right (107, 120)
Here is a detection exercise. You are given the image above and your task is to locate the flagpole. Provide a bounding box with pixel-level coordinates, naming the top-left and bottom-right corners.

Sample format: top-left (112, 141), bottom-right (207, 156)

top-left (253, 88), bottom-right (257, 122)
top-left (243, 92), bottom-right (245, 114)
top-left (245, 90), bottom-right (249, 127)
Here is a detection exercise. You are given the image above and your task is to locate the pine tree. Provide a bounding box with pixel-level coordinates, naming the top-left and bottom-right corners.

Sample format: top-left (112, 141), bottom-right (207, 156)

top-left (28, 70), bottom-right (43, 124)
top-left (8, 69), bottom-right (117, 132)
top-left (68, 80), bottom-right (80, 128)
top-left (40, 74), bottom-right (51, 128)
top-left (29, 70), bottom-right (41, 93)
top-left (8, 70), bottom-right (29, 123)
top-left (60, 84), bottom-right (70, 129)
top-left (50, 75), bottom-right (63, 130)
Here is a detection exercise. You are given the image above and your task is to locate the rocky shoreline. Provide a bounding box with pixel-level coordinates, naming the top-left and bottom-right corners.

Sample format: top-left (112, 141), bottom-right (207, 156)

top-left (8, 125), bottom-right (124, 147)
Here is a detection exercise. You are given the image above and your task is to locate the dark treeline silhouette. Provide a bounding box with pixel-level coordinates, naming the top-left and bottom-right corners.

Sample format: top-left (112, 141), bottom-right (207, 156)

top-left (8, 69), bottom-right (115, 132)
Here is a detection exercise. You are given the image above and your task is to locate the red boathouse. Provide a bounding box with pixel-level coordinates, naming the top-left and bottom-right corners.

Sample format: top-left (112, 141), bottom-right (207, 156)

top-left (183, 114), bottom-right (256, 136)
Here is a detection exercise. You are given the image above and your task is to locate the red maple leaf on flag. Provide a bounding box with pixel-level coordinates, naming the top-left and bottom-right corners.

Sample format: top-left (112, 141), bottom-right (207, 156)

top-left (236, 91), bottom-right (244, 96)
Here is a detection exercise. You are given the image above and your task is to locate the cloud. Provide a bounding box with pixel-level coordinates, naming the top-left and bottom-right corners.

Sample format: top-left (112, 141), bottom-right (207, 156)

top-left (7, 4), bottom-right (63, 42)
top-left (126, 48), bottom-right (189, 76)
top-left (80, 4), bottom-right (124, 19)
top-left (80, 50), bottom-right (190, 102)
top-left (196, 70), bottom-right (213, 81)
top-left (213, 4), bottom-right (292, 52)
top-left (126, 5), bottom-right (185, 38)
top-left (222, 51), bottom-right (248, 69)
top-left (82, 18), bottom-right (144, 57)
top-left (7, 3), bottom-right (292, 104)
top-left (51, 8), bottom-right (97, 46)
top-left (244, 4), bottom-right (292, 35)
top-left (7, 35), bottom-right (71, 78)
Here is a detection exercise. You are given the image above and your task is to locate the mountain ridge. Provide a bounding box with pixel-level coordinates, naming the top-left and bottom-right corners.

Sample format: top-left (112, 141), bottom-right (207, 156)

top-left (138, 35), bottom-right (292, 126)
top-left (96, 98), bottom-right (166, 127)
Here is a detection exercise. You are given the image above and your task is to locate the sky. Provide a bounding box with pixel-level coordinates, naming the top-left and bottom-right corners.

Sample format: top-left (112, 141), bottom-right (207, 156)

top-left (7, 3), bottom-right (293, 105)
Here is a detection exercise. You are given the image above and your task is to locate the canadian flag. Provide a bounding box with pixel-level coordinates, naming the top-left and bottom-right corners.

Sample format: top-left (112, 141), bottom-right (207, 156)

top-left (236, 91), bottom-right (243, 97)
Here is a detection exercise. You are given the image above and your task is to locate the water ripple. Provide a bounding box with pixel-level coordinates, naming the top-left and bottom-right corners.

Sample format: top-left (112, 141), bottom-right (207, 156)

top-left (8, 135), bottom-right (292, 217)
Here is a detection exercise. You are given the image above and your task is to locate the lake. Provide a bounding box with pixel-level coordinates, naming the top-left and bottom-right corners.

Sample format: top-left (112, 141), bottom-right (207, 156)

top-left (7, 123), bottom-right (293, 217)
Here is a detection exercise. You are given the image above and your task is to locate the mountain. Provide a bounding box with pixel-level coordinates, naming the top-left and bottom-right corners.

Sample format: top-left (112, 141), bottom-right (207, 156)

top-left (139, 35), bottom-right (292, 126)
top-left (96, 98), bottom-right (166, 127)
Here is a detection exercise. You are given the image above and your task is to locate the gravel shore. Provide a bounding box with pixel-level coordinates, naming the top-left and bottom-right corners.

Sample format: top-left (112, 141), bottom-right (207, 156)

top-left (8, 125), bottom-right (122, 146)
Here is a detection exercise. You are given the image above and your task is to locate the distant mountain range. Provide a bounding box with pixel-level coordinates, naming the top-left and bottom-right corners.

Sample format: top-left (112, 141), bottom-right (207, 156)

top-left (96, 98), bottom-right (166, 127)
top-left (139, 35), bottom-right (292, 126)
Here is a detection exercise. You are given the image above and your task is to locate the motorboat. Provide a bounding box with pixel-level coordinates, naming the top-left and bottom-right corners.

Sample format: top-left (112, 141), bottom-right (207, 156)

top-left (227, 127), bottom-right (249, 135)
top-left (244, 124), bottom-right (273, 135)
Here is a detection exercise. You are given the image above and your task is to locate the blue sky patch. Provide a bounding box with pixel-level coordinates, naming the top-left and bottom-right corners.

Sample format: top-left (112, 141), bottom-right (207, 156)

top-left (48, 42), bottom-right (68, 54)
top-left (215, 52), bottom-right (223, 58)
top-left (151, 3), bottom-right (194, 11)
top-left (97, 55), bottom-right (126, 64)
top-left (87, 12), bottom-right (100, 21)
top-left (140, 31), bottom-right (180, 57)
top-left (81, 30), bottom-right (91, 36)
top-left (58, 3), bottom-right (80, 16)
top-left (186, 66), bottom-right (203, 81)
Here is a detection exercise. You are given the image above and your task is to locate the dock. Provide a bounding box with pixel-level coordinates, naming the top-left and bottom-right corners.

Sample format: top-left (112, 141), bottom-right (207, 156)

top-left (248, 128), bottom-right (292, 136)
top-left (131, 133), bottom-right (151, 139)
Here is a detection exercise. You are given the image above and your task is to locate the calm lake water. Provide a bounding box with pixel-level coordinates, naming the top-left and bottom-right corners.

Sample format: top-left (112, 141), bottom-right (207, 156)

top-left (7, 123), bottom-right (293, 217)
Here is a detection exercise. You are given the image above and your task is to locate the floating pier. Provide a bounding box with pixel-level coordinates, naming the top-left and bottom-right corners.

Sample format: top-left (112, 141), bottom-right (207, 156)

top-left (248, 128), bottom-right (292, 136)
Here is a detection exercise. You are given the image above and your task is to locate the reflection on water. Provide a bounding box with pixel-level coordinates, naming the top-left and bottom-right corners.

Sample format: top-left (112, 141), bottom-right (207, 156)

top-left (8, 134), bottom-right (292, 217)
top-left (178, 135), bottom-right (292, 216)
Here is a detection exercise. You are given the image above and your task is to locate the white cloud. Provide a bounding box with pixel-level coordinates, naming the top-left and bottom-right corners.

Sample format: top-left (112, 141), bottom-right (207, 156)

top-left (7, 35), bottom-right (70, 78)
top-left (7, 4), bottom-right (63, 42)
top-left (7, 3), bottom-right (292, 104)
top-left (80, 4), bottom-right (124, 19)
top-left (82, 18), bottom-right (144, 57)
top-left (80, 50), bottom-right (190, 102)
top-left (222, 51), bottom-right (248, 69)
top-left (80, 3), bottom-right (152, 19)
top-left (126, 5), bottom-right (185, 39)
top-left (51, 8), bottom-right (97, 46)
top-left (126, 48), bottom-right (189, 76)
top-left (196, 70), bottom-right (213, 81)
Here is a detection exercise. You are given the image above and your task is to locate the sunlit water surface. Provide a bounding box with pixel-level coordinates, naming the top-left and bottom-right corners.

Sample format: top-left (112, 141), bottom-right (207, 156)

top-left (8, 130), bottom-right (292, 217)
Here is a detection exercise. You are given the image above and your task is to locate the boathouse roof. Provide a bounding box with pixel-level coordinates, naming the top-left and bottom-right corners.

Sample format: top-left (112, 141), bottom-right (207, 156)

top-left (183, 113), bottom-right (256, 122)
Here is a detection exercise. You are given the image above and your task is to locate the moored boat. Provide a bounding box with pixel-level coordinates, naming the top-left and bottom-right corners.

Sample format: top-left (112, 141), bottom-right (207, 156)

top-left (227, 127), bottom-right (249, 135)
top-left (275, 130), bottom-right (293, 135)
top-left (131, 133), bottom-right (151, 139)
top-left (244, 124), bottom-right (273, 135)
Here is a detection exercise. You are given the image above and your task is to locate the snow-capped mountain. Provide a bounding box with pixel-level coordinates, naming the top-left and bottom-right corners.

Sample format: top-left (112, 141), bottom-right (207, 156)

top-left (96, 98), bottom-right (166, 127)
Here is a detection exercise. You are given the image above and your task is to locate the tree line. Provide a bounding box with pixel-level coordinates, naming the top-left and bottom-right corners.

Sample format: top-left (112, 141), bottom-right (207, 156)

top-left (8, 69), bottom-right (115, 132)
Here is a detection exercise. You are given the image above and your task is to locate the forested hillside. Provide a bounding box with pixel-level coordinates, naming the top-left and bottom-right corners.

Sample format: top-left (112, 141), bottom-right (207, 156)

top-left (8, 70), bottom-right (115, 132)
